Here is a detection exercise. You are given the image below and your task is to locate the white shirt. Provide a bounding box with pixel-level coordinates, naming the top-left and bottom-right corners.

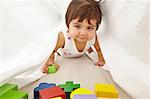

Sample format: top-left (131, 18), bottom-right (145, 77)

top-left (57, 30), bottom-right (95, 57)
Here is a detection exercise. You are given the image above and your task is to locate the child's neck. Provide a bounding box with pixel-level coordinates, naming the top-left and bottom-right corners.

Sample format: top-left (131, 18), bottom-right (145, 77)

top-left (74, 39), bottom-right (87, 52)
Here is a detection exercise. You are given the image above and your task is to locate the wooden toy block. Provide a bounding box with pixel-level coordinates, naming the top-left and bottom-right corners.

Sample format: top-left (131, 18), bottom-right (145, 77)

top-left (70, 88), bottom-right (93, 99)
top-left (95, 84), bottom-right (119, 98)
top-left (73, 95), bottom-right (97, 99)
top-left (0, 83), bottom-right (17, 96)
top-left (98, 97), bottom-right (119, 99)
top-left (50, 97), bottom-right (62, 99)
top-left (58, 81), bottom-right (80, 92)
top-left (0, 83), bottom-right (28, 99)
top-left (48, 64), bottom-right (58, 74)
top-left (34, 83), bottom-right (56, 99)
top-left (0, 90), bottom-right (28, 99)
top-left (58, 81), bottom-right (80, 99)
top-left (39, 86), bottom-right (66, 99)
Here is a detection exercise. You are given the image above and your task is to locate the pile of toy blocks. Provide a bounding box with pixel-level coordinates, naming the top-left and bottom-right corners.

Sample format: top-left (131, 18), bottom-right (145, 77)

top-left (0, 83), bottom-right (28, 99)
top-left (34, 81), bottom-right (119, 99)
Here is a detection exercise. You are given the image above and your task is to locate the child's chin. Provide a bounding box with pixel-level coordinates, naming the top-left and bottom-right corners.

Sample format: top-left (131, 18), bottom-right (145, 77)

top-left (76, 38), bottom-right (88, 42)
top-left (78, 40), bottom-right (87, 42)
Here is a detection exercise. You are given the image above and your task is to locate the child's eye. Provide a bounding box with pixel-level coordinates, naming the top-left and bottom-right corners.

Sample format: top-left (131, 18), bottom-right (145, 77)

top-left (74, 25), bottom-right (80, 29)
top-left (87, 27), bottom-right (94, 30)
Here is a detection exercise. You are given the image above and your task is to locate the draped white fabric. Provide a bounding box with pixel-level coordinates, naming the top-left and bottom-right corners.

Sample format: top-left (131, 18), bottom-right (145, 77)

top-left (98, 0), bottom-right (150, 99)
top-left (0, 0), bottom-right (63, 85)
top-left (0, 0), bottom-right (149, 99)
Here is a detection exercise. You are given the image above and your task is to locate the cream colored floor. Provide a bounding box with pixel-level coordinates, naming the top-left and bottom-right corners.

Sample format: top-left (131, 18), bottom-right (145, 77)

top-left (21, 55), bottom-right (132, 99)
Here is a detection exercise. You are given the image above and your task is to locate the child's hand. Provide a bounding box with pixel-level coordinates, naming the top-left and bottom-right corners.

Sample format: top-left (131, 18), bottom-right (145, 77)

top-left (42, 61), bottom-right (59, 74)
top-left (95, 59), bottom-right (105, 67)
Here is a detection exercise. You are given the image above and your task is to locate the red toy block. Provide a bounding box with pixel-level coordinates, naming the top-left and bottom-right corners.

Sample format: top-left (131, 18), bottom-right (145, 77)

top-left (39, 86), bottom-right (66, 99)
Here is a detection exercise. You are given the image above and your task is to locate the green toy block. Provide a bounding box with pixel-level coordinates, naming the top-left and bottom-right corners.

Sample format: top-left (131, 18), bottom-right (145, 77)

top-left (0, 83), bottom-right (17, 96)
top-left (58, 81), bottom-right (80, 99)
top-left (48, 64), bottom-right (58, 74)
top-left (0, 90), bottom-right (28, 99)
top-left (58, 81), bottom-right (80, 92)
top-left (0, 83), bottom-right (28, 99)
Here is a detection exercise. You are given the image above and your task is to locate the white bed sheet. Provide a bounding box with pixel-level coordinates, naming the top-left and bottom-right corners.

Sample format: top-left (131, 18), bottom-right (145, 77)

top-left (0, 0), bottom-right (149, 99)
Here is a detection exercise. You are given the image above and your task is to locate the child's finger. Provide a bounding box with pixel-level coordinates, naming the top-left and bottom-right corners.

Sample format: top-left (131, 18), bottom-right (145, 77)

top-left (95, 62), bottom-right (100, 66)
top-left (41, 65), bottom-right (49, 74)
top-left (41, 68), bottom-right (46, 73)
top-left (95, 61), bottom-right (104, 66)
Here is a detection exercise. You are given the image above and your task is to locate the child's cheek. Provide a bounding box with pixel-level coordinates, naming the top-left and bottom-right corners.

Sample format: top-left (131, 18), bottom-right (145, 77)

top-left (69, 32), bottom-right (77, 38)
top-left (88, 36), bottom-right (93, 40)
top-left (88, 34), bottom-right (95, 40)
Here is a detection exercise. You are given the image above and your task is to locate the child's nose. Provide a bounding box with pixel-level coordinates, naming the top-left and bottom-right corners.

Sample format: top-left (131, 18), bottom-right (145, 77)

top-left (79, 29), bottom-right (88, 36)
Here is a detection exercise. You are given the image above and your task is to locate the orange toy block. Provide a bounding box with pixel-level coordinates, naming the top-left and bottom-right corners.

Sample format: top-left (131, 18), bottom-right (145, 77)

top-left (39, 86), bottom-right (66, 99)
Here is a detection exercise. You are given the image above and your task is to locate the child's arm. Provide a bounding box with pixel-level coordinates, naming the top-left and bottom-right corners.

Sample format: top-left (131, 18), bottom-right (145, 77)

top-left (94, 35), bottom-right (105, 66)
top-left (42, 32), bottom-right (65, 73)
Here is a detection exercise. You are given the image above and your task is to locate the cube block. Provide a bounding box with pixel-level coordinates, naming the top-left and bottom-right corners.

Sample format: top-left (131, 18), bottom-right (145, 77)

top-left (0, 90), bottom-right (28, 99)
top-left (95, 84), bottom-right (119, 98)
top-left (39, 86), bottom-right (66, 99)
top-left (34, 83), bottom-right (56, 99)
top-left (0, 83), bottom-right (28, 99)
top-left (50, 97), bottom-right (62, 99)
top-left (0, 83), bottom-right (17, 96)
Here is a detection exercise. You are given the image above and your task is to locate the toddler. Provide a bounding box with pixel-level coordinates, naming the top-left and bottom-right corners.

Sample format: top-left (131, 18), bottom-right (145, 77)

top-left (42, 0), bottom-right (105, 73)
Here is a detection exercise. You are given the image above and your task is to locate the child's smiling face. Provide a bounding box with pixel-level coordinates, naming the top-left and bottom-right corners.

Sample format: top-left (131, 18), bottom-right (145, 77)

top-left (68, 18), bottom-right (97, 42)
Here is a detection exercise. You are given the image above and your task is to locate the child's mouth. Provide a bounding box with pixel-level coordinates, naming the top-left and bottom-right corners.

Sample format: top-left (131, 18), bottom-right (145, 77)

top-left (78, 36), bottom-right (87, 39)
top-left (77, 37), bottom-right (88, 42)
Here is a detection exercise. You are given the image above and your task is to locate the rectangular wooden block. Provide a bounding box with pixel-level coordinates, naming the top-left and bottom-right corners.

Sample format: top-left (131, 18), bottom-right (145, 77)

top-left (73, 95), bottom-right (97, 99)
top-left (34, 83), bottom-right (56, 99)
top-left (39, 86), bottom-right (66, 99)
top-left (0, 83), bottom-right (17, 96)
top-left (98, 97), bottom-right (119, 99)
top-left (50, 97), bottom-right (62, 99)
top-left (95, 84), bottom-right (119, 98)
top-left (0, 90), bottom-right (28, 99)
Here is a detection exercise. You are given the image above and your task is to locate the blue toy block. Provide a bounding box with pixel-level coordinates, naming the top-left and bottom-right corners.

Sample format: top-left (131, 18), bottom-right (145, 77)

top-left (34, 83), bottom-right (56, 99)
top-left (73, 95), bottom-right (97, 99)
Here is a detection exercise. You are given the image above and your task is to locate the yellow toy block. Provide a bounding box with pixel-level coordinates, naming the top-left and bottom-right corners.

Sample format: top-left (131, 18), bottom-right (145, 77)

top-left (70, 88), bottom-right (93, 99)
top-left (95, 84), bottom-right (119, 98)
top-left (98, 97), bottom-right (119, 99)
top-left (50, 97), bottom-right (62, 99)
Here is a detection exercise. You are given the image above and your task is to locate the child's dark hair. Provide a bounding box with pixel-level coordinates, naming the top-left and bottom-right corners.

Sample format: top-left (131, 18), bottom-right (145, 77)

top-left (65, 0), bottom-right (102, 30)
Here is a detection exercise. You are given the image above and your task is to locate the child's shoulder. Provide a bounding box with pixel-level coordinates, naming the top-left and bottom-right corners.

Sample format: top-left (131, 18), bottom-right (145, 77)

top-left (58, 31), bottom-right (64, 39)
top-left (58, 29), bottom-right (68, 41)
top-left (56, 31), bottom-right (65, 48)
